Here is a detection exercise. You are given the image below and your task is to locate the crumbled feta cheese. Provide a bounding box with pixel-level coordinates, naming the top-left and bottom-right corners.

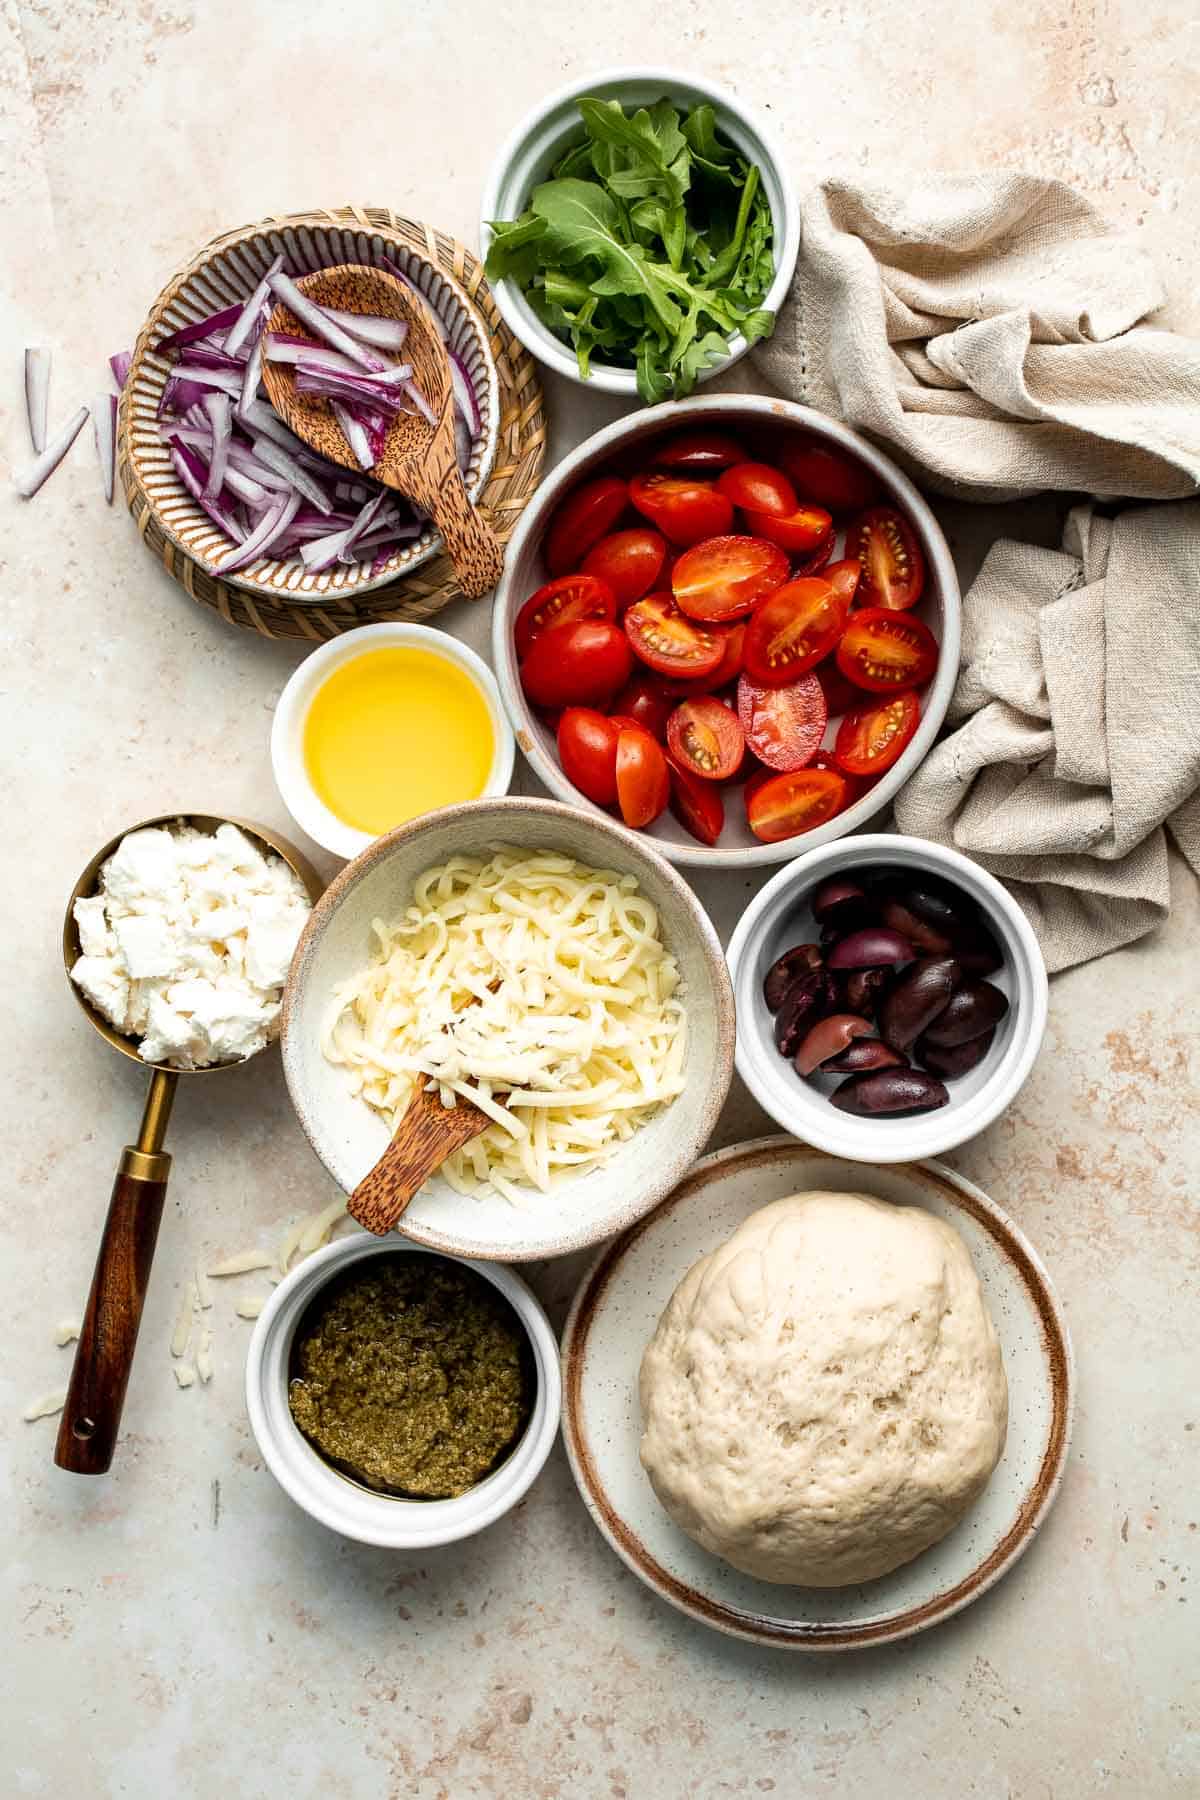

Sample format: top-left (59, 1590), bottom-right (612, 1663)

top-left (69, 825), bottom-right (312, 1070)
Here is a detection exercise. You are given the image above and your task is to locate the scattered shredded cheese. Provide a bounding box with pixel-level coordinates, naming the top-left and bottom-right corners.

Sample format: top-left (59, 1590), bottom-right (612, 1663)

top-left (322, 847), bottom-right (687, 1202)
top-left (23, 1388), bottom-right (67, 1422)
top-left (194, 1266), bottom-right (213, 1310)
top-left (196, 1330), bottom-right (213, 1384)
top-left (170, 1279), bottom-right (197, 1358)
top-left (208, 1249), bottom-right (274, 1278)
top-left (54, 1319), bottom-right (82, 1347)
top-left (174, 1362), bottom-right (197, 1388)
top-left (235, 1295), bottom-right (264, 1320)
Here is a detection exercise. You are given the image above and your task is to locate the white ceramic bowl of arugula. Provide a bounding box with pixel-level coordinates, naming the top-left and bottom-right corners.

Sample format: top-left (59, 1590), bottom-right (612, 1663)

top-left (480, 67), bottom-right (800, 402)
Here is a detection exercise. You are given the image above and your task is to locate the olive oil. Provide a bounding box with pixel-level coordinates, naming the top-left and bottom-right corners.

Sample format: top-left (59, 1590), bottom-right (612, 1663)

top-left (302, 646), bottom-right (494, 835)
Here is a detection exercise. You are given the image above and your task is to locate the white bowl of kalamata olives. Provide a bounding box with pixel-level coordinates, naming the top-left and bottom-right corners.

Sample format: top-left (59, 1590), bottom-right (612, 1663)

top-left (726, 835), bottom-right (1048, 1162)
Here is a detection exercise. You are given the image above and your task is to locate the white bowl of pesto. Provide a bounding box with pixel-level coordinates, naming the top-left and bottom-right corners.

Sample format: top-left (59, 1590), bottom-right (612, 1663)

top-left (480, 66), bottom-right (800, 402)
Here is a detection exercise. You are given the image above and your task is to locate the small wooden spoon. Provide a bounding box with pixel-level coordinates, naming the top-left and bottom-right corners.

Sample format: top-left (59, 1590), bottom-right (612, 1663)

top-left (349, 1085), bottom-right (490, 1236)
top-left (261, 264), bottom-right (504, 599)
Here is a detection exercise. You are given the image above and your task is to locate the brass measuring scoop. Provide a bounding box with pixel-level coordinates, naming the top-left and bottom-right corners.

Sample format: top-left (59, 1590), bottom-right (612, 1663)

top-left (57, 813), bottom-right (323, 1474)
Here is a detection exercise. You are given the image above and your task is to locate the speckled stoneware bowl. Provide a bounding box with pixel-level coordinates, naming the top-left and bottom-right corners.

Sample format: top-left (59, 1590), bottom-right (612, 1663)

top-left (123, 213), bottom-right (500, 598)
top-left (562, 1137), bottom-right (1074, 1651)
top-left (280, 796), bottom-right (735, 1262)
top-left (491, 393), bottom-right (961, 869)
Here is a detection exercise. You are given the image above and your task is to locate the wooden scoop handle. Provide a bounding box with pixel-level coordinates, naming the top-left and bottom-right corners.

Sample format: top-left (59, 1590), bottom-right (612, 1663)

top-left (404, 427), bottom-right (504, 600)
top-left (55, 1147), bottom-right (170, 1474)
top-left (349, 1084), bottom-right (489, 1236)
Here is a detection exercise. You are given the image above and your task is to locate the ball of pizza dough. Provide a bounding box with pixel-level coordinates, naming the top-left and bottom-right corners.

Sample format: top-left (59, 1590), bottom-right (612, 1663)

top-left (638, 1190), bottom-right (1007, 1587)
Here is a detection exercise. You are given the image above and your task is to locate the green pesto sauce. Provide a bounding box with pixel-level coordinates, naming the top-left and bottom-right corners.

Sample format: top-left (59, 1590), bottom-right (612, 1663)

top-left (288, 1256), bottom-right (534, 1500)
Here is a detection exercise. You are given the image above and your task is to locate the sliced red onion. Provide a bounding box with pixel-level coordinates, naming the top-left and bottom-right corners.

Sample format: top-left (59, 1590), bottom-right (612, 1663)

top-left (401, 379), bottom-right (437, 427)
top-left (446, 346), bottom-right (480, 436)
top-left (202, 392), bottom-right (231, 502)
top-left (14, 403), bottom-right (89, 498)
top-left (250, 436), bottom-right (334, 513)
top-left (331, 401), bottom-right (374, 471)
top-left (267, 271), bottom-right (387, 373)
top-left (237, 335), bottom-right (263, 426)
top-left (25, 348), bottom-right (51, 453)
top-left (299, 523), bottom-right (357, 570)
top-left (109, 351), bottom-right (133, 392)
top-left (240, 398), bottom-right (309, 457)
top-left (263, 336), bottom-right (370, 379)
top-left (292, 369), bottom-right (407, 414)
top-left (219, 491), bottom-right (302, 573)
top-left (159, 375), bottom-right (211, 417)
top-left (93, 392), bottom-right (117, 503)
top-left (170, 363), bottom-right (244, 397)
top-left (223, 251), bottom-right (284, 359)
top-left (172, 344), bottom-right (243, 374)
top-left (169, 443), bottom-right (246, 540)
top-left (322, 308), bottom-right (409, 351)
top-left (224, 441), bottom-right (292, 490)
top-left (156, 302), bottom-right (244, 353)
top-left (370, 545), bottom-right (395, 577)
top-left (380, 257), bottom-right (448, 343)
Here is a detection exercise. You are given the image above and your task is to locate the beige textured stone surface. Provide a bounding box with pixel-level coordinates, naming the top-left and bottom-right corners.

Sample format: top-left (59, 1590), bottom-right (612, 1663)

top-left (3, 3), bottom-right (1197, 1796)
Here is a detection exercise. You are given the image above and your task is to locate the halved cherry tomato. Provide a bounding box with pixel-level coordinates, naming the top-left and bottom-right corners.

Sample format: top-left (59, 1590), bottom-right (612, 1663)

top-left (651, 430), bottom-right (747, 472)
top-left (629, 474), bottom-right (734, 546)
top-left (746, 767), bottom-right (849, 842)
top-left (816, 659), bottom-right (866, 720)
top-left (736, 672), bottom-right (827, 772)
top-left (781, 439), bottom-right (878, 515)
top-left (834, 690), bottom-right (921, 777)
top-left (849, 506), bottom-right (926, 610)
top-left (672, 535), bottom-right (789, 622)
top-left (520, 619), bottom-right (632, 709)
top-left (743, 576), bottom-right (853, 685)
top-left (744, 504), bottom-right (834, 553)
top-left (836, 607), bottom-right (938, 692)
top-left (709, 620), bottom-right (746, 687)
top-left (581, 528), bottom-right (667, 608)
top-left (716, 461), bottom-right (797, 518)
top-left (514, 574), bottom-right (616, 658)
top-left (666, 697), bottom-right (744, 781)
top-left (545, 477), bottom-right (628, 575)
top-left (615, 725), bottom-right (670, 828)
top-left (612, 673), bottom-right (674, 740)
top-left (557, 708), bottom-right (620, 806)
top-left (793, 529), bottom-right (836, 576)
top-left (826, 558), bottom-right (863, 604)
top-left (810, 748), bottom-right (865, 806)
top-left (624, 593), bottom-right (726, 681)
top-left (667, 758), bottom-right (725, 846)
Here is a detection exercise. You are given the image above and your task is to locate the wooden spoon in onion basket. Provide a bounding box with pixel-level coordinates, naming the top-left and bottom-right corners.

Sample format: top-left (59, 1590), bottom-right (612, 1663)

top-left (261, 264), bottom-right (504, 599)
top-left (348, 1084), bottom-right (491, 1236)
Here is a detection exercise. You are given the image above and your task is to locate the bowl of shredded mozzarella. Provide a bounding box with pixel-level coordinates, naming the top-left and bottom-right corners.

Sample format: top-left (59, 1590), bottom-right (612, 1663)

top-left (281, 797), bottom-right (735, 1261)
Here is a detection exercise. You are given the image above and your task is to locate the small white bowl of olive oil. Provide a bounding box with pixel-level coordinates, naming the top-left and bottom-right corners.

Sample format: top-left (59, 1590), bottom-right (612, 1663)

top-left (271, 623), bottom-right (515, 860)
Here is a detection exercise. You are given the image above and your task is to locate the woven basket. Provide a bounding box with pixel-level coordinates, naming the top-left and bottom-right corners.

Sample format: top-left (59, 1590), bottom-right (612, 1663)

top-left (117, 207), bottom-right (547, 642)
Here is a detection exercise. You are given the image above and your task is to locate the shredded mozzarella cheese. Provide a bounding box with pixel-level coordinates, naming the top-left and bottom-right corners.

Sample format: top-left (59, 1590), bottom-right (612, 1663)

top-left (322, 847), bottom-right (688, 1202)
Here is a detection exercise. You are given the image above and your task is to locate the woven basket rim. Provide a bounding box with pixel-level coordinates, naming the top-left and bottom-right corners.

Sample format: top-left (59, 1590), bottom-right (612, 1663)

top-left (117, 205), bottom-right (547, 642)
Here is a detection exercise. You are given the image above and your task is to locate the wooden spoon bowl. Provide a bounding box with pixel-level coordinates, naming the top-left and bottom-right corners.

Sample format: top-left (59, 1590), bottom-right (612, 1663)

top-left (262, 264), bottom-right (504, 599)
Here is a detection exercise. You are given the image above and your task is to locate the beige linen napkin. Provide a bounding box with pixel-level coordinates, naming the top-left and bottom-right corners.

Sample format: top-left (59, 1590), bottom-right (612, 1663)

top-left (753, 172), bottom-right (1200, 968)
top-left (753, 174), bottom-right (1200, 503)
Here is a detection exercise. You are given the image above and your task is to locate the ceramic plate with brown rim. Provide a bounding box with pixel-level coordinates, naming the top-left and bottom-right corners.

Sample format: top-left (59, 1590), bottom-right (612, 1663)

top-left (561, 1136), bottom-right (1073, 1651)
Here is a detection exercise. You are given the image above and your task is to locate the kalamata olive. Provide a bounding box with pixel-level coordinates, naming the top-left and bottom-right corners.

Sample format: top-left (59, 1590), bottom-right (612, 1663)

top-left (879, 956), bottom-right (960, 1051)
top-left (949, 922), bottom-right (1004, 977)
top-left (917, 1028), bottom-right (996, 1078)
top-left (763, 944), bottom-right (824, 1012)
top-left (823, 1039), bottom-right (908, 1074)
top-left (811, 877), bottom-right (870, 928)
top-left (794, 1014), bottom-right (874, 1076)
top-left (830, 1068), bottom-right (951, 1116)
top-left (921, 980), bottom-right (1009, 1048)
top-left (880, 896), bottom-right (954, 955)
top-left (826, 927), bottom-right (913, 970)
top-left (901, 880), bottom-right (972, 935)
top-left (773, 970), bottom-right (837, 1057)
top-left (841, 965), bottom-right (892, 1018)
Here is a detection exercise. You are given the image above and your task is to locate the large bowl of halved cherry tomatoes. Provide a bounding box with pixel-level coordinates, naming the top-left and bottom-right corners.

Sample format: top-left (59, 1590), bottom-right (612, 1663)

top-left (491, 396), bottom-right (960, 867)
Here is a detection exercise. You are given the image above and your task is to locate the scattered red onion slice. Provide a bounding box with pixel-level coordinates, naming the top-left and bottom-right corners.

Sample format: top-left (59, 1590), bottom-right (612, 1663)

top-left (331, 401), bottom-right (374, 471)
top-left (25, 348), bottom-right (51, 453)
top-left (14, 403), bottom-right (89, 498)
top-left (156, 302), bottom-right (244, 354)
top-left (109, 351), bottom-right (132, 391)
top-left (93, 392), bottom-right (117, 503)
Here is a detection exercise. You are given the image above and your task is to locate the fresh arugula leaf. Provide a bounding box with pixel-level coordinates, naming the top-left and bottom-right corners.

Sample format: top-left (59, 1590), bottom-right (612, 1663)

top-left (490, 94), bottom-right (778, 401)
